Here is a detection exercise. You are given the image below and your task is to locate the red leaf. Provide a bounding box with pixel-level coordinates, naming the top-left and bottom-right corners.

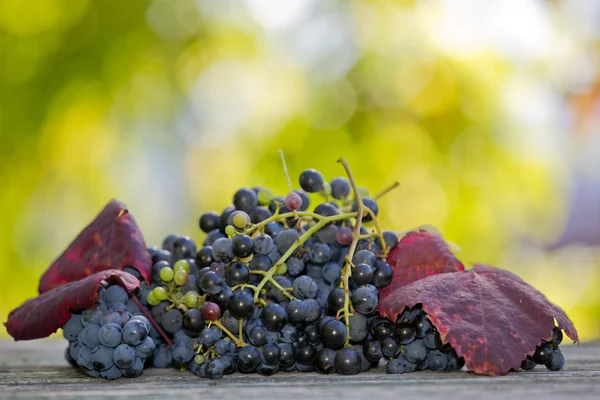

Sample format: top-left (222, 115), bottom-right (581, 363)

top-left (38, 199), bottom-right (151, 293)
top-left (378, 264), bottom-right (579, 375)
top-left (4, 270), bottom-right (140, 341)
top-left (378, 230), bottom-right (464, 299)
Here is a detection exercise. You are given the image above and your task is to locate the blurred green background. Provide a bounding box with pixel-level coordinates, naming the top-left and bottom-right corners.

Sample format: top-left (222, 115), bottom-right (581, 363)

top-left (1, 0), bottom-right (600, 340)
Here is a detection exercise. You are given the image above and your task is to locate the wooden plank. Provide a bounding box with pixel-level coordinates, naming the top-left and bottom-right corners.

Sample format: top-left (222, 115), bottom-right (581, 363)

top-left (0, 340), bottom-right (599, 399)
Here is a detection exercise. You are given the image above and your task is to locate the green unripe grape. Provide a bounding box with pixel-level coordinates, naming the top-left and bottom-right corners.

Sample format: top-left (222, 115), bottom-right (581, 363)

top-left (152, 287), bottom-right (168, 302)
top-left (323, 181), bottom-right (332, 195)
top-left (194, 355), bottom-right (205, 364)
top-left (160, 267), bottom-right (174, 282)
top-left (174, 269), bottom-right (189, 286)
top-left (358, 186), bottom-right (370, 198)
top-left (276, 263), bottom-right (287, 275)
top-left (257, 188), bottom-right (273, 205)
top-left (146, 291), bottom-right (160, 306)
top-left (184, 291), bottom-right (200, 308)
top-left (173, 259), bottom-right (190, 273)
top-left (225, 225), bottom-right (236, 236)
top-left (232, 212), bottom-right (248, 228)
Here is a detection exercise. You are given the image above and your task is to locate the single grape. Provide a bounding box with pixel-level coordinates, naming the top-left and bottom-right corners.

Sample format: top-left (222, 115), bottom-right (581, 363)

top-left (315, 347), bottom-right (337, 374)
top-left (201, 302), bottom-right (221, 321)
top-left (299, 169), bottom-right (325, 193)
top-left (351, 197), bottom-right (379, 222)
top-left (173, 259), bottom-right (190, 273)
top-left (98, 323), bottom-right (122, 348)
top-left (304, 298), bottom-right (321, 323)
top-left (162, 234), bottom-right (178, 252)
top-left (551, 327), bottom-right (563, 347)
top-left (172, 340), bottom-right (195, 364)
top-left (195, 246), bottom-right (214, 268)
top-left (81, 309), bottom-right (101, 328)
top-left (372, 261), bottom-right (393, 288)
top-left (105, 285), bottom-right (129, 304)
top-left (293, 189), bottom-right (310, 211)
top-left (253, 234), bottom-right (273, 255)
top-left (386, 355), bottom-right (417, 374)
top-left (206, 359), bottom-right (226, 379)
top-left (232, 211), bottom-right (250, 229)
top-left (278, 343), bottom-right (296, 367)
top-left (327, 287), bottom-right (346, 314)
top-left (294, 345), bottom-right (316, 365)
top-left (261, 344), bottom-right (281, 366)
top-left (532, 343), bottom-right (554, 365)
top-left (309, 243), bottom-right (332, 264)
top-left (287, 257), bottom-right (305, 277)
top-left (276, 229), bottom-right (300, 254)
top-left (237, 345), bottom-right (261, 373)
top-left (91, 346), bottom-right (114, 371)
top-left (212, 237), bottom-right (234, 263)
top-left (293, 275), bottom-right (318, 299)
top-left (134, 336), bottom-right (156, 358)
top-left (184, 291), bottom-right (200, 308)
top-left (285, 192), bottom-right (303, 210)
top-left (226, 261), bottom-right (249, 286)
top-left (122, 319), bottom-right (149, 346)
top-left (62, 314), bottom-right (83, 341)
top-left (232, 234), bottom-right (253, 258)
top-left (545, 348), bottom-right (565, 371)
top-left (251, 206), bottom-right (272, 223)
top-left (197, 270), bottom-right (223, 295)
top-left (286, 300), bottom-right (308, 324)
top-left (352, 249), bottom-right (376, 268)
top-left (160, 309), bottom-right (183, 334)
top-left (152, 287), bottom-right (168, 302)
top-left (81, 324), bottom-right (101, 348)
top-left (257, 188), bottom-right (274, 205)
top-left (375, 231), bottom-right (399, 252)
top-left (204, 229), bottom-right (226, 246)
top-left (211, 284), bottom-right (233, 311)
top-left (426, 350), bottom-right (448, 371)
top-left (395, 322), bottom-right (417, 345)
top-left (348, 313), bottom-right (368, 342)
top-left (423, 331), bottom-right (442, 350)
top-left (77, 345), bottom-right (93, 370)
top-left (173, 269), bottom-right (189, 286)
top-left (334, 347), bottom-right (361, 375)
top-left (351, 263), bottom-right (373, 285)
top-left (159, 267), bottom-right (174, 283)
top-left (122, 357), bottom-right (144, 378)
top-left (320, 319), bottom-right (347, 350)
top-left (314, 203), bottom-right (338, 219)
top-left (381, 337), bottom-right (401, 359)
top-left (261, 303), bottom-right (288, 332)
top-left (152, 344), bottom-right (173, 368)
top-left (405, 340), bottom-right (428, 364)
top-left (336, 226), bottom-right (353, 246)
top-left (100, 364), bottom-right (123, 380)
top-left (363, 339), bottom-right (383, 362)
top-left (233, 188), bottom-right (258, 213)
top-left (199, 211), bottom-right (220, 233)
top-left (330, 177), bottom-right (351, 199)
top-left (113, 344), bottom-right (136, 369)
top-left (351, 286), bottom-right (378, 315)
top-left (172, 236), bottom-right (197, 261)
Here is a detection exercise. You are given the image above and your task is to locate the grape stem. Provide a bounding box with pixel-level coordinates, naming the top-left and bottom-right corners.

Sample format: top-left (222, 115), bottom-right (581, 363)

top-left (337, 157), bottom-right (364, 347)
top-left (364, 208), bottom-right (388, 257)
top-left (211, 320), bottom-right (246, 347)
top-left (372, 181), bottom-right (400, 200)
top-left (129, 294), bottom-right (173, 348)
top-left (249, 270), bottom-right (295, 301)
top-left (278, 149), bottom-right (299, 220)
top-left (252, 212), bottom-right (356, 302)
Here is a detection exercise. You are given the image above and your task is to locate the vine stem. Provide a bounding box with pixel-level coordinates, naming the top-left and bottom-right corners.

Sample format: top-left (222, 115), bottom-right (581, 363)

top-left (253, 212), bottom-right (356, 302)
top-left (278, 149), bottom-right (294, 193)
top-left (372, 181), bottom-right (400, 200)
top-left (211, 320), bottom-right (246, 347)
top-left (249, 270), bottom-right (295, 300)
top-left (337, 157), bottom-right (364, 347)
top-left (364, 208), bottom-right (388, 257)
top-left (129, 294), bottom-right (173, 348)
top-left (245, 210), bottom-right (329, 236)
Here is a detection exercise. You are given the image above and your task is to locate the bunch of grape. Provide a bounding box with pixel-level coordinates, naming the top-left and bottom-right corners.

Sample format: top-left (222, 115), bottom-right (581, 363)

top-left (62, 283), bottom-right (156, 380)
top-left (520, 327), bottom-right (565, 371)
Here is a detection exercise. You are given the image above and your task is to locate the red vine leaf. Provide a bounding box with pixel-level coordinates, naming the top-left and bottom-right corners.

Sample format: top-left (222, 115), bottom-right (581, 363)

top-left (38, 199), bottom-right (151, 293)
top-left (378, 264), bottom-right (579, 376)
top-left (379, 229), bottom-right (464, 299)
top-left (4, 270), bottom-right (140, 341)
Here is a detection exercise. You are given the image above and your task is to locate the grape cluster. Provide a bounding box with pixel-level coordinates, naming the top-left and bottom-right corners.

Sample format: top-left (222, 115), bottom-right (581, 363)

top-left (62, 283), bottom-right (156, 380)
top-left (520, 327), bottom-right (565, 371)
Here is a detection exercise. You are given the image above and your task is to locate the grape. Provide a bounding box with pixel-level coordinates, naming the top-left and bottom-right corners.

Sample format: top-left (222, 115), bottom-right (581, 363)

top-left (381, 337), bottom-right (401, 359)
top-left (173, 259), bottom-right (190, 273)
top-left (159, 267), bottom-right (174, 282)
top-left (293, 275), bottom-right (318, 300)
top-left (545, 348), bottom-right (564, 371)
top-left (386, 355), bottom-right (417, 374)
top-left (229, 292), bottom-right (254, 319)
top-left (265, 221), bottom-right (284, 237)
top-left (405, 340), bottom-right (428, 364)
top-left (238, 345), bottom-right (261, 372)
top-left (152, 344), bottom-right (173, 368)
top-left (279, 324), bottom-right (298, 343)
top-left (252, 234), bottom-right (272, 255)
top-left (248, 325), bottom-right (269, 347)
top-left (122, 319), bottom-right (149, 346)
top-left (92, 346), bottom-right (114, 371)
top-left (81, 324), bottom-right (101, 348)
top-left (330, 177), bottom-right (351, 199)
top-left (161, 309), bottom-right (183, 334)
top-left (426, 351), bottom-right (448, 371)
top-left (153, 250), bottom-right (172, 265)
top-left (299, 169), bottom-right (325, 193)
top-left (351, 286), bottom-right (378, 314)
top-left (375, 231), bottom-right (399, 252)
top-left (321, 262), bottom-right (342, 284)
top-left (287, 257), bottom-right (305, 276)
top-left (201, 301), bottom-right (221, 321)
top-left (351, 197), bottom-right (379, 222)
top-left (334, 347), bottom-right (361, 375)
top-left (69, 340), bottom-right (81, 362)
top-left (276, 229), bottom-right (300, 254)
top-left (174, 269), bottom-right (189, 286)
top-left (532, 343), bottom-right (553, 365)
top-left (352, 250), bottom-right (376, 268)
top-left (249, 254), bottom-right (273, 272)
top-left (285, 192), bottom-right (302, 210)
top-left (199, 211), bottom-right (220, 233)
top-left (122, 357), bottom-right (144, 378)
top-left (172, 236), bottom-right (197, 261)
top-left (294, 345), bottom-right (316, 365)
top-left (62, 314), bottom-right (83, 341)
top-left (77, 345), bottom-right (93, 369)
top-left (363, 340), bottom-right (382, 362)
top-left (195, 246), bottom-right (214, 268)
top-left (105, 285), bottom-right (128, 304)
top-left (134, 336), bottom-right (156, 358)
top-left (278, 342), bottom-right (295, 367)
top-left (286, 300), bottom-right (307, 324)
top-left (108, 302), bottom-right (128, 312)
top-left (233, 188), bottom-right (258, 213)
top-left (423, 331), bottom-right (442, 350)
top-left (320, 319), bottom-right (347, 350)
top-left (197, 271), bottom-right (223, 295)
top-left (260, 344), bottom-right (281, 366)
top-left (261, 303), bottom-right (288, 332)
top-left (395, 322), bottom-right (417, 345)
top-left (351, 263), bottom-right (373, 285)
top-left (551, 327), bottom-right (563, 346)
top-left (130, 315), bottom-right (151, 332)
top-left (309, 243), bottom-right (332, 264)
top-left (231, 234), bottom-right (253, 258)
top-left (315, 347), bottom-right (336, 374)
top-left (98, 323), bottom-right (122, 348)
top-left (214, 339), bottom-right (231, 356)
top-left (204, 229), bottom-right (226, 246)
top-left (152, 287), bottom-right (168, 302)
top-left (206, 359), bottom-right (226, 379)
top-left (372, 260), bottom-right (393, 287)
top-left (100, 364), bottom-right (123, 380)
top-left (414, 315), bottom-right (433, 338)
top-left (327, 287), bottom-right (345, 314)
top-left (305, 263), bottom-right (323, 279)
top-left (336, 226), bottom-right (353, 246)
top-left (348, 313), bottom-right (368, 342)
top-left (162, 234), bottom-right (178, 252)
top-left (172, 340), bottom-right (195, 364)
top-left (81, 309), bottom-right (101, 327)
top-left (314, 203), bottom-right (338, 219)
top-left (212, 238), bottom-right (234, 263)
top-left (231, 211), bottom-right (250, 229)
top-left (250, 206), bottom-right (273, 224)
top-left (211, 285), bottom-right (233, 311)
top-left (257, 188), bottom-right (274, 206)
top-left (113, 344), bottom-right (136, 369)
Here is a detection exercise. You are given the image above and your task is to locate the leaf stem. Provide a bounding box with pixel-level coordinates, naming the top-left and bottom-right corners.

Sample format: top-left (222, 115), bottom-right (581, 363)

top-left (372, 181), bottom-right (401, 200)
top-left (129, 294), bottom-right (173, 348)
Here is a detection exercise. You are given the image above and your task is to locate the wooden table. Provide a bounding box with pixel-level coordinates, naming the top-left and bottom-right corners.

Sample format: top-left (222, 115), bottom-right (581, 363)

top-left (0, 340), bottom-right (598, 399)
